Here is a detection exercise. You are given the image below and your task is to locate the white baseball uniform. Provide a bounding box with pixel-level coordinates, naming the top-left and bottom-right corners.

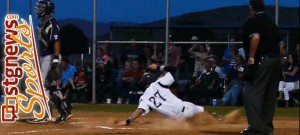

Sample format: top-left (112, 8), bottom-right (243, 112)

top-left (138, 72), bottom-right (204, 120)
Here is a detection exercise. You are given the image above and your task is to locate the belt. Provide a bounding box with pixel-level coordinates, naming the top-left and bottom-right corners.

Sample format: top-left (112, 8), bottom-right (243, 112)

top-left (182, 106), bottom-right (185, 112)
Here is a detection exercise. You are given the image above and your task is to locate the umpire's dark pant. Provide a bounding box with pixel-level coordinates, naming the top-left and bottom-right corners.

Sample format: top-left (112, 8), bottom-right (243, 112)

top-left (243, 58), bottom-right (281, 133)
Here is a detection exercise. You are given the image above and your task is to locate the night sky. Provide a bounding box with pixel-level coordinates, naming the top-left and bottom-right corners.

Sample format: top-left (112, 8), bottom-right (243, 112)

top-left (0, 0), bottom-right (299, 23)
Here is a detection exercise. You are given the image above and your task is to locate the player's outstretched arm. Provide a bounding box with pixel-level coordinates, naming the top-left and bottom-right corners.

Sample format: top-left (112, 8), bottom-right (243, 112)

top-left (118, 108), bottom-right (144, 126)
top-left (149, 63), bottom-right (176, 76)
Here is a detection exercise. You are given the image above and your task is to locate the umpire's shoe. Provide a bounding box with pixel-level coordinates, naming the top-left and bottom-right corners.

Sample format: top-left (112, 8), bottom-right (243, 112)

top-left (55, 115), bottom-right (66, 124)
top-left (240, 129), bottom-right (271, 135)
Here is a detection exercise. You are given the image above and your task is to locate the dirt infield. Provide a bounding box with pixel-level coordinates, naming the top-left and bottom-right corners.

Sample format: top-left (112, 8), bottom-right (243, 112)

top-left (0, 111), bottom-right (299, 135)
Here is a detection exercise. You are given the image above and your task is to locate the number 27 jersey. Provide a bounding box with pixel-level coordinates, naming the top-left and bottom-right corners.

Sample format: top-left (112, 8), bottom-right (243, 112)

top-left (137, 73), bottom-right (184, 118)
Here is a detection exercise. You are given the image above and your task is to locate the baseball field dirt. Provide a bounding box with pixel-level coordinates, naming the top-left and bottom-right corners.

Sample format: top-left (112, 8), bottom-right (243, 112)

top-left (0, 105), bottom-right (299, 135)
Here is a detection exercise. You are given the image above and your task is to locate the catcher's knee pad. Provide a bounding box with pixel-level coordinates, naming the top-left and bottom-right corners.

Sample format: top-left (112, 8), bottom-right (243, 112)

top-left (53, 90), bottom-right (63, 100)
top-left (61, 101), bottom-right (68, 110)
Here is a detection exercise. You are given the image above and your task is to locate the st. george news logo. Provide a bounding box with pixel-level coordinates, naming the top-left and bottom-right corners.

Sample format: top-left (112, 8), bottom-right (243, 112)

top-left (1, 14), bottom-right (51, 123)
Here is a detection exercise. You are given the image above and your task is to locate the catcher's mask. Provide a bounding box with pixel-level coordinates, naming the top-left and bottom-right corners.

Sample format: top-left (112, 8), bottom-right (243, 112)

top-left (35, 0), bottom-right (55, 18)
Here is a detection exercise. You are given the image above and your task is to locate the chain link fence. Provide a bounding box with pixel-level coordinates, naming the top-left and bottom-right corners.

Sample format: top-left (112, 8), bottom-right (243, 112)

top-left (1, 0), bottom-right (299, 103)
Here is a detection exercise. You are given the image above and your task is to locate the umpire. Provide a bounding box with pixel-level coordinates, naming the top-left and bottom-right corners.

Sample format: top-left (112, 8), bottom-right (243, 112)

top-left (241, 0), bottom-right (284, 135)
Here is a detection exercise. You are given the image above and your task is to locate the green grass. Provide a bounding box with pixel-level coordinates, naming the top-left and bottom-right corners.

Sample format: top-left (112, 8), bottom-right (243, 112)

top-left (73, 104), bottom-right (299, 118)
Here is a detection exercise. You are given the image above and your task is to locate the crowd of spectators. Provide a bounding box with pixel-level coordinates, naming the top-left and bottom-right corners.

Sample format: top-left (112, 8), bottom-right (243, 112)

top-left (0, 38), bottom-right (298, 107)
top-left (86, 36), bottom-right (250, 106)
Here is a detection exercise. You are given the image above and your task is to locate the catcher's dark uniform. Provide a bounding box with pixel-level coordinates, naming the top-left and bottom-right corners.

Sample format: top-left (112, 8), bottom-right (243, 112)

top-left (38, 17), bottom-right (61, 85)
top-left (38, 16), bottom-right (70, 122)
top-left (38, 17), bottom-right (60, 57)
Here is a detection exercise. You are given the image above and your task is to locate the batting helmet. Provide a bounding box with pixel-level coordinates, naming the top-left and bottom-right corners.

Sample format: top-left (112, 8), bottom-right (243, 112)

top-left (140, 72), bottom-right (158, 87)
top-left (35, 0), bottom-right (55, 18)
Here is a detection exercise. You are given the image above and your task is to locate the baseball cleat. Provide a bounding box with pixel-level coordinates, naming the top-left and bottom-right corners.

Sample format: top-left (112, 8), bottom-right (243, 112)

top-left (65, 113), bottom-right (73, 120)
top-left (55, 115), bottom-right (66, 124)
top-left (46, 117), bottom-right (56, 122)
top-left (26, 118), bottom-right (48, 124)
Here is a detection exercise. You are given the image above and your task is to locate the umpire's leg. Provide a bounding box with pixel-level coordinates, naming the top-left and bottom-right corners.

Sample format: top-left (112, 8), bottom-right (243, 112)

top-left (262, 58), bottom-right (281, 133)
top-left (243, 59), bottom-right (275, 133)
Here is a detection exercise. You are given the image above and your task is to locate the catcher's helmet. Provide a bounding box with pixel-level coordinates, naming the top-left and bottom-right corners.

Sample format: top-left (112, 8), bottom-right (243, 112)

top-left (140, 72), bottom-right (157, 87)
top-left (35, 0), bottom-right (55, 18)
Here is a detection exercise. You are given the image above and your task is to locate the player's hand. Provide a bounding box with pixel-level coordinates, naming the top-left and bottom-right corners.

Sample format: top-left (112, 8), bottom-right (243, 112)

top-left (117, 120), bottom-right (128, 126)
top-left (247, 58), bottom-right (255, 64)
top-left (62, 84), bottom-right (67, 89)
top-left (149, 63), bottom-right (158, 71)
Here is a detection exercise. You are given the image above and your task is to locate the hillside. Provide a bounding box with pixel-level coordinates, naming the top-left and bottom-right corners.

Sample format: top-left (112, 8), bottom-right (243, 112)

top-left (0, 6), bottom-right (298, 40)
top-left (147, 5), bottom-right (299, 26)
top-left (58, 18), bottom-right (137, 40)
top-left (61, 6), bottom-right (298, 40)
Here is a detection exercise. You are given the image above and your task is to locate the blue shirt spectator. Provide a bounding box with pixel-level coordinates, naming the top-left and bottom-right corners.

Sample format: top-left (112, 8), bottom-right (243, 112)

top-left (60, 58), bottom-right (76, 85)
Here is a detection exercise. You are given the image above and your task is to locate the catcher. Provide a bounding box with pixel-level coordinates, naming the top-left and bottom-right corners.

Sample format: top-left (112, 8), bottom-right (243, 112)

top-left (118, 64), bottom-right (229, 126)
top-left (29, 0), bottom-right (70, 124)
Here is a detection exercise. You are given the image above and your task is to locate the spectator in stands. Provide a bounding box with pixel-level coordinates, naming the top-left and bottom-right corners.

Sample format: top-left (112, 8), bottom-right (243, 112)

top-left (221, 55), bottom-right (245, 106)
top-left (187, 60), bottom-right (220, 105)
top-left (296, 43), bottom-right (300, 64)
top-left (117, 59), bottom-right (144, 104)
top-left (155, 44), bottom-right (165, 65)
top-left (278, 54), bottom-right (299, 107)
top-left (177, 47), bottom-right (191, 99)
top-left (96, 47), bottom-right (108, 64)
top-left (222, 45), bottom-right (239, 81)
top-left (167, 35), bottom-right (181, 79)
top-left (208, 55), bottom-right (224, 99)
top-left (222, 38), bottom-right (241, 76)
top-left (143, 44), bottom-right (156, 67)
top-left (188, 36), bottom-right (209, 77)
top-left (102, 42), bottom-right (117, 68)
top-left (96, 58), bottom-right (112, 103)
top-left (70, 67), bottom-right (87, 103)
top-left (120, 39), bottom-right (145, 66)
top-left (115, 61), bottom-right (131, 103)
top-left (208, 55), bottom-right (223, 78)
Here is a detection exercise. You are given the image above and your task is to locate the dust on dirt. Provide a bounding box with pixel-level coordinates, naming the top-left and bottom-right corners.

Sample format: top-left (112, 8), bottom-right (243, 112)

top-left (0, 110), bottom-right (298, 135)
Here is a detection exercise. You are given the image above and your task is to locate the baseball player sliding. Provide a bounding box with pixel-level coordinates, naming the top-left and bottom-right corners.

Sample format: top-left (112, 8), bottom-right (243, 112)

top-left (118, 64), bottom-right (228, 126)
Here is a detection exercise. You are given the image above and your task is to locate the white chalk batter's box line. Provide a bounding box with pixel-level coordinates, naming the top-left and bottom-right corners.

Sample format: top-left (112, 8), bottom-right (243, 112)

top-left (97, 125), bottom-right (148, 130)
top-left (0, 129), bottom-right (62, 135)
top-left (0, 125), bottom-right (147, 134)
